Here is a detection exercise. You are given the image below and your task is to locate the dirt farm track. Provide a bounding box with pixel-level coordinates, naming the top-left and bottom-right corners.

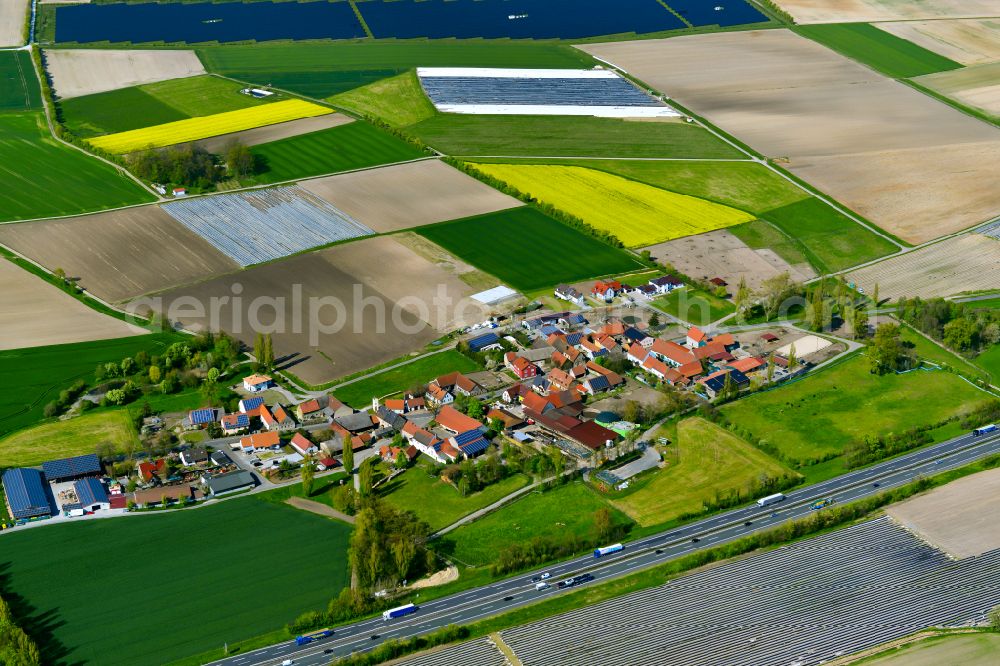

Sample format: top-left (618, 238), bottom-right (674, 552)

top-left (581, 30), bottom-right (1000, 244)
top-left (772, 0), bottom-right (1000, 24)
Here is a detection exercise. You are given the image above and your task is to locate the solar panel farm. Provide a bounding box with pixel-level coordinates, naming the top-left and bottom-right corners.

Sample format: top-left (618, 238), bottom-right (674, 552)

top-left (3, 2), bottom-right (1000, 666)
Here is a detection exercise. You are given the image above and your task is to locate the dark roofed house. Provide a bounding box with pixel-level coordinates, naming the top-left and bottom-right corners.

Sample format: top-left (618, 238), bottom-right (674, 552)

top-left (467, 332), bottom-right (501, 353)
top-left (375, 405), bottom-right (407, 431)
top-left (336, 411), bottom-right (377, 433)
top-left (2, 468), bottom-right (52, 520)
top-left (566, 420), bottom-right (620, 451)
top-left (42, 453), bottom-right (102, 483)
top-left (74, 477), bottom-right (109, 511)
top-left (180, 447), bottom-right (210, 466)
top-left (210, 450), bottom-right (231, 467)
top-left (205, 470), bottom-right (256, 496)
top-left (699, 369), bottom-right (751, 399)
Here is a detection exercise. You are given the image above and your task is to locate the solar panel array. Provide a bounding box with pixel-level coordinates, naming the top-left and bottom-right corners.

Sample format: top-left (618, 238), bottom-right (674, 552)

top-left (163, 186), bottom-right (375, 267)
top-left (189, 408), bottom-right (217, 425)
top-left (491, 518), bottom-right (1000, 666)
top-left (239, 396), bottom-right (265, 411)
top-left (420, 75), bottom-right (663, 108)
top-left (74, 477), bottom-right (109, 507)
top-left (42, 453), bottom-right (101, 481)
top-left (979, 220), bottom-right (1000, 240)
top-left (1, 468), bottom-right (51, 519)
top-left (454, 430), bottom-right (490, 456)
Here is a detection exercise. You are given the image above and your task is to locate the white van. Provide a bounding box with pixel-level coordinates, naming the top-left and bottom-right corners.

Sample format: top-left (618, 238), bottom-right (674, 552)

top-left (535, 582), bottom-right (549, 591)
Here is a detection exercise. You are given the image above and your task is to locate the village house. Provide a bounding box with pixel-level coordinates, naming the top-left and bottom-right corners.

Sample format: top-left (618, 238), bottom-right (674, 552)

top-left (180, 447), bottom-right (209, 466)
top-left (686, 326), bottom-right (709, 348)
top-left (505, 352), bottom-right (539, 379)
top-left (261, 404), bottom-right (296, 432)
top-left (554, 284), bottom-right (586, 306)
top-left (238, 430), bottom-right (281, 453)
top-left (591, 280), bottom-right (622, 302)
top-left (380, 444), bottom-right (418, 466)
top-left (699, 368), bottom-right (750, 399)
top-left (242, 374), bottom-right (273, 393)
top-left (137, 459), bottom-right (166, 483)
top-left (220, 412), bottom-right (250, 435)
top-left (185, 407), bottom-right (221, 430)
top-left (290, 433), bottom-right (319, 457)
top-left (649, 275), bottom-right (684, 294)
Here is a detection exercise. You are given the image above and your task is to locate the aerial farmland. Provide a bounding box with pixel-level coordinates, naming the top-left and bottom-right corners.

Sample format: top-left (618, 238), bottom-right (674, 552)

top-left (2, 2), bottom-right (1000, 666)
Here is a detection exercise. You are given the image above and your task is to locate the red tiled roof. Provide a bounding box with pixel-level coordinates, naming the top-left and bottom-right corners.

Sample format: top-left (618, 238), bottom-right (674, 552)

top-left (435, 405), bottom-right (483, 434)
top-left (241, 430), bottom-right (280, 450)
top-left (272, 404), bottom-right (292, 423)
top-left (290, 433), bottom-right (315, 454)
top-left (651, 339), bottom-right (697, 366)
top-left (521, 391), bottom-right (549, 414)
top-left (384, 399), bottom-right (406, 411)
top-left (687, 326), bottom-right (707, 342)
top-left (566, 420), bottom-right (619, 450)
top-left (679, 361), bottom-right (703, 378)
top-left (713, 333), bottom-right (735, 347)
top-left (298, 399), bottom-right (321, 414)
top-left (728, 357), bottom-right (764, 373)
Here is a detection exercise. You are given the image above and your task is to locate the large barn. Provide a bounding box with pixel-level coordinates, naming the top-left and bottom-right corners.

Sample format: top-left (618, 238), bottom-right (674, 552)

top-left (2, 468), bottom-right (52, 520)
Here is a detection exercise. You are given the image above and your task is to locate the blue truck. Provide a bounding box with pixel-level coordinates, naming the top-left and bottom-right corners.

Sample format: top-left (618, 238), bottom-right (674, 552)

top-left (295, 628), bottom-right (334, 646)
top-left (973, 424), bottom-right (998, 436)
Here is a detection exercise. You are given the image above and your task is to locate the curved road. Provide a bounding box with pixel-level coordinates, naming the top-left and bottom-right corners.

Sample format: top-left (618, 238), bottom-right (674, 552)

top-left (209, 428), bottom-right (1000, 666)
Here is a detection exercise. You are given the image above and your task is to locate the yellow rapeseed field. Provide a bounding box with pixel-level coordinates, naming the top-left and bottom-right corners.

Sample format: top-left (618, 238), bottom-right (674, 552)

top-left (88, 99), bottom-right (333, 154)
top-left (471, 164), bottom-right (755, 247)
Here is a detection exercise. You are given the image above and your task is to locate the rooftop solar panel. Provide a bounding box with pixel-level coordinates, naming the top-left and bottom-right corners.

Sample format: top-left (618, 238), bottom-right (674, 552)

top-left (2, 468), bottom-right (52, 519)
top-left (190, 408), bottom-right (216, 425)
top-left (240, 396), bottom-right (265, 410)
top-left (74, 477), bottom-right (109, 507)
top-left (42, 454), bottom-right (102, 481)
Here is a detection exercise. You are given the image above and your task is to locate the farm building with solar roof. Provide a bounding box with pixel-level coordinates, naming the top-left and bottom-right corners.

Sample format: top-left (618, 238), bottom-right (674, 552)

top-left (2, 468), bottom-right (53, 520)
top-left (42, 453), bottom-right (102, 483)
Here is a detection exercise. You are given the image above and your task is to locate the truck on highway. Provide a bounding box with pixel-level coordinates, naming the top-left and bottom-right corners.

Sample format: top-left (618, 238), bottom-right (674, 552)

top-left (594, 543), bottom-right (623, 558)
top-left (757, 493), bottom-right (786, 507)
top-left (973, 424), bottom-right (998, 436)
top-left (295, 628), bottom-right (334, 646)
top-left (810, 497), bottom-right (834, 511)
top-left (382, 603), bottom-right (417, 620)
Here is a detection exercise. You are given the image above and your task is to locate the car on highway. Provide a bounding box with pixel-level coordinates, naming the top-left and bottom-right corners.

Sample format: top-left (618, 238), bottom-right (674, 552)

top-left (872, 482), bottom-right (880, 487)
top-left (691, 537), bottom-right (700, 543)
top-left (504, 595), bottom-right (514, 601)
top-left (744, 521), bottom-right (753, 526)
top-left (281, 660), bottom-right (293, 666)
top-left (655, 549), bottom-right (664, 554)
top-left (324, 648), bottom-right (334, 654)
top-left (370, 634), bottom-right (380, 641)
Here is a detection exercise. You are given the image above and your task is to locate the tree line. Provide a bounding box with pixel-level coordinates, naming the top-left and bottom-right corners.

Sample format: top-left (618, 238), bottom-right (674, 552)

top-left (897, 297), bottom-right (1000, 355)
top-left (0, 596), bottom-right (41, 666)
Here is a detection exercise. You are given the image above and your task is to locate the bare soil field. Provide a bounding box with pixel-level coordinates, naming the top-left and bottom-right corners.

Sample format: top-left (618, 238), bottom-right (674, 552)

top-left (0, 259), bottom-right (146, 350)
top-left (0, 0), bottom-right (28, 47)
top-left (886, 467), bottom-right (1000, 558)
top-left (194, 114), bottom-right (354, 154)
top-left (150, 236), bottom-right (489, 385)
top-left (581, 30), bottom-right (1000, 244)
top-left (300, 159), bottom-right (522, 233)
top-left (874, 19), bottom-right (1000, 65)
top-left (0, 207), bottom-right (238, 303)
top-left (915, 62), bottom-right (1000, 118)
top-left (846, 233), bottom-right (1000, 300)
top-left (773, 0), bottom-right (1000, 24)
top-left (643, 229), bottom-right (814, 292)
top-left (44, 49), bottom-right (206, 99)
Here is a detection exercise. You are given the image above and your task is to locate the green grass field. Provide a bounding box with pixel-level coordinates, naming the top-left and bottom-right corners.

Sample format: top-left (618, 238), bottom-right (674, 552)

top-left (734, 198), bottom-right (898, 274)
top-left (60, 75), bottom-right (273, 137)
top-left (0, 333), bottom-right (176, 438)
top-left (653, 287), bottom-right (735, 325)
top-left (198, 41), bottom-right (593, 98)
top-left (437, 481), bottom-right (631, 567)
top-left (859, 633), bottom-right (1000, 666)
top-left (416, 207), bottom-right (643, 292)
top-left (0, 112), bottom-right (155, 221)
top-left (0, 51), bottom-right (41, 112)
top-left (332, 350), bottom-right (480, 409)
top-left (248, 121), bottom-right (425, 184)
top-left (409, 115), bottom-right (743, 159)
top-left (0, 409), bottom-right (139, 467)
top-left (721, 353), bottom-right (987, 464)
top-left (329, 70), bottom-right (436, 127)
top-left (610, 418), bottom-right (794, 527)
top-left (0, 495), bottom-right (352, 666)
top-left (796, 23), bottom-right (963, 79)
top-left (380, 463), bottom-right (531, 531)
top-left (973, 345), bottom-right (1000, 383)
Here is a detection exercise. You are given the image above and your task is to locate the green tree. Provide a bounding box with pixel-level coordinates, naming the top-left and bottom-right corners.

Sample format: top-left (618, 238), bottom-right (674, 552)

top-left (760, 272), bottom-right (801, 320)
top-left (206, 367), bottom-right (221, 384)
top-left (225, 141), bottom-right (256, 178)
top-left (262, 334), bottom-right (274, 370)
top-left (342, 437), bottom-right (354, 474)
top-left (809, 285), bottom-right (824, 331)
top-left (253, 333), bottom-right (264, 369)
top-left (943, 317), bottom-right (978, 351)
top-left (301, 461), bottom-right (315, 497)
top-left (869, 323), bottom-right (913, 375)
top-left (787, 343), bottom-right (797, 372)
top-left (854, 307), bottom-right (870, 339)
top-left (593, 507), bottom-right (613, 542)
top-left (872, 283), bottom-right (880, 307)
top-left (648, 311), bottom-right (660, 328)
top-left (395, 451), bottom-right (408, 469)
top-left (988, 604), bottom-right (1000, 631)
top-left (766, 354), bottom-right (775, 383)
top-left (358, 458), bottom-right (374, 497)
top-left (622, 400), bottom-right (642, 424)
top-left (734, 275), bottom-right (751, 315)
top-left (148, 365), bottom-right (161, 384)
top-left (120, 357), bottom-right (135, 376)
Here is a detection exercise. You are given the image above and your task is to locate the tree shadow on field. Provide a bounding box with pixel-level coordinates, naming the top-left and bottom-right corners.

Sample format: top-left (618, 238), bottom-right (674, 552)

top-left (275, 352), bottom-right (310, 372)
top-left (0, 561), bottom-right (83, 666)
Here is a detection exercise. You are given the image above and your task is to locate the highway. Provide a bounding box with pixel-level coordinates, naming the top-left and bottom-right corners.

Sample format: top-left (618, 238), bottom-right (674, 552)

top-left (208, 427), bottom-right (1000, 666)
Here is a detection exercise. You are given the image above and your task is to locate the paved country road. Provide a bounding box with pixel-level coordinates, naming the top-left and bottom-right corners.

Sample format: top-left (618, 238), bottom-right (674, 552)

top-left (206, 428), bottom-right (1000, 666)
